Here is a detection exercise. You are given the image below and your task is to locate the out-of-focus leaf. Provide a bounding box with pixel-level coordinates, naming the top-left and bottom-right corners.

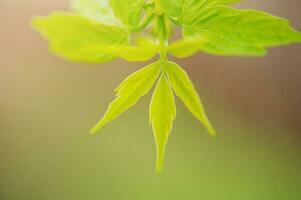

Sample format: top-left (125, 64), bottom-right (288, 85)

top-left (107, 45), bottom-right (159, 62)
top-left (182, 6), bottom-right (301, 56)
top-left (168, 37), bottom-right (205, 58)
top-left (31, 12), bottom-right (129, 63)
top-left (71, 0), bottom-right (121, 25)
top-left (110, 0), bottom-right (145, 26)
top-left (159, 0), bottom-right (240, 24)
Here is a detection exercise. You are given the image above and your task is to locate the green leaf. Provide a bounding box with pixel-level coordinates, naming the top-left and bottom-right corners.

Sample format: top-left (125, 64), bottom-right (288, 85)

top-left (106, 45), bottom-right (159, 62)
top-left (150, 72), bottom-right (176, 174)
top-left (71, 0), bottom-right (121, 25)
top-left (182, 34), bottom-right (268, 56)
top-left (110, 0), bottom-right (145, 27)
top-left (101, 36), bottom-right (160, 61)
top-left (31, 12), bottom-right (129, 63)
top-left (90, 62), bottom-right (161, 134)
top-left (168, 37), bottom-right (205, 58)
top-left (160, 0), bottom-right (240, 24)
top-left (182, 6), bottom-right (301, 56)
top-left (166, 61), bottom-right (215, 136)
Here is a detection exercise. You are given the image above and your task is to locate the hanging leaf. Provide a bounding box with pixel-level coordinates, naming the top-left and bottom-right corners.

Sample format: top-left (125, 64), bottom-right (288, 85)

top-left (150, 71), bottom-right (176, 174)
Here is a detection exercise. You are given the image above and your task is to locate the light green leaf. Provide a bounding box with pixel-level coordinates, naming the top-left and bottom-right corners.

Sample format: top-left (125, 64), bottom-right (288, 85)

top-left (107, 45), bottom-right (159, 62)
top-left (209, 0), bottom-right (240, 5)
top-left (90, 62), bottom-right (161, 134)
top-left (168, 36), bottom-right (263, 58)
top-left (168, 37), bottom-right (205, 58)
top-left (182, 32), bottom-right (268, 56)
top-left (71, 0), bottom-right (121, 25)
top-left (134, 36), bottom-right (158, 46)
top-left (166, 61), bottom-right (215, 136)
top-left (160, 0), bottom-right (240, 24)
top-left (182, 6), bottom-right (301, 56)
top-left (150, 72), bottom-right (176, 174)
top-left (110, 0), bottom-right (145, 26)
top-left (31, 12), bottom-right (129, 63)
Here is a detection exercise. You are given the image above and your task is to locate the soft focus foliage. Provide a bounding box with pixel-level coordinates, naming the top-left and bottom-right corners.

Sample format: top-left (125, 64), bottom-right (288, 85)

top-left (32, 0), bottom-right (301, 173)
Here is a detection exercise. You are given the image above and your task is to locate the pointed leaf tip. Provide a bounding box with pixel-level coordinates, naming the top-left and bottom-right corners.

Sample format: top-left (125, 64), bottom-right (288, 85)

top-left (166, 61), bottom-right (216, 136)
top-left (155, 138), bottom-right (167, 175)
top-left (89, 121), bottom-right (105, 134)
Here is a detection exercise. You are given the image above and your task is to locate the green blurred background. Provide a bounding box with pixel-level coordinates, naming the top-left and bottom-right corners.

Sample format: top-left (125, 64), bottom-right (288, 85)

top-left (1, 0), bottom-right (301, 199)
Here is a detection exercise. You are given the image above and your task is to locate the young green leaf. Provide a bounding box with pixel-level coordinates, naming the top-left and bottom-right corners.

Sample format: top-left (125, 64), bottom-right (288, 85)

top-left (181, 33), bottom-right (268, 56)
top-left (90, 62), bottom-right (161, 134)
top-left (169, 37), bottom-right (264, 58)
top-left (182, 6), bottom-right (301, 56)
top-left (105, 44), bottom-right (159, 62)
top-left (32, 12), bottom-right (129, 63)
top-left (166, 61), bottom-right (215, 136)
top-left (168, 37), bottom-right (205, 58)
top-left (32, 0), bottom-right (301, 174)
top-left (159, 0), bottom-right (240, 24)
top-left (71, 0), bottom-right (121, 25)
top-left (109, 0), bottom-right (145, 27)
top-left (150, 72), bottom-right (176, 174)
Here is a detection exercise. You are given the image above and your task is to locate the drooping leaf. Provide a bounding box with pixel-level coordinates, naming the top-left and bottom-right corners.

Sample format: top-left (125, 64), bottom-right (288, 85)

top-left (90, 62), bottom-right (161, 133)
top-left (150, 71), bottom-right (176, 174)
top-left (182, 6), bottom-right (301, 56)
top-left (166, 61), bottom-right (215, 136)
top-left (110, 0), bottom-right (145, 27)
top-left (31, 12), bottom-right (129, 63)
top-left (71, 0), bottom-right (121, 25)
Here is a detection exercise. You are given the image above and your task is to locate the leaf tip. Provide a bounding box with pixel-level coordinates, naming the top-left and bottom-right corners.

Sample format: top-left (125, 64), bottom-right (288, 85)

top-left (201, 116), bottom-right (217, 137)
top-left (154, 137), bottom-right (168, 175)
top-left (89, 121), bottom-right (105, 135)
top-left (208, 126), bottom-right (217, 137)
top-left (30, 16), bottom-right (42, 30)
top-left (155, 152), bottom-right (164, 175)
top-left (89, 127), bottom-right (98, 135)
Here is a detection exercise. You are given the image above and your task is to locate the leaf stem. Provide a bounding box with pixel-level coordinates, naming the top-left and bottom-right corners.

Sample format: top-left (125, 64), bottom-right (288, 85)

top-left (156, 14), bottom-right (169, 72)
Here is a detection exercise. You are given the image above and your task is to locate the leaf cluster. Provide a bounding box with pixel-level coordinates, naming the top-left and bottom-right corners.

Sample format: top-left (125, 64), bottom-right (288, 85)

top-left (32, 0), bottom-right (301, 173)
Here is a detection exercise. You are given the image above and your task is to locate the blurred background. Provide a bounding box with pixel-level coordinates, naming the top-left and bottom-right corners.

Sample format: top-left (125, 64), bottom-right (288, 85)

top-left (1, 0), bottom-right (301, 199)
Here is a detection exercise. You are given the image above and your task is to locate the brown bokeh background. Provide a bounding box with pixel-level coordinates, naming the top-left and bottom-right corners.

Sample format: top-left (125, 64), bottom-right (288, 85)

top-left (1, 1), bottom-right (301, 200)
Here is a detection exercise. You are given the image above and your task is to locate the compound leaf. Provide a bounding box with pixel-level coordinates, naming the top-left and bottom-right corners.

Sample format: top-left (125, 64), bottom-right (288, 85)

top-left (32, 12), bottom-right (129, 63)
top-left (71, 0), bottom-right (121, 25)
top-left (166, 61), bottom-right (215, 136)
top-left (110, 0), bottom-right (145, 27)
top-left (150, 72), bottom-right (176, 174)
top-left (160, 0), bottom-right (240, 24)
top-left (90, 62), bottom-right (161, 133)
top-left (182, 6), bottom-right (301, 56)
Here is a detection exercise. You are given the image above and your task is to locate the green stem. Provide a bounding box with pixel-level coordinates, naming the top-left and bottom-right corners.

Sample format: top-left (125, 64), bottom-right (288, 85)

top-left (157, 15), bottom-right (168, 45)
top-left (157, 15), bottom-right (168, 71)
